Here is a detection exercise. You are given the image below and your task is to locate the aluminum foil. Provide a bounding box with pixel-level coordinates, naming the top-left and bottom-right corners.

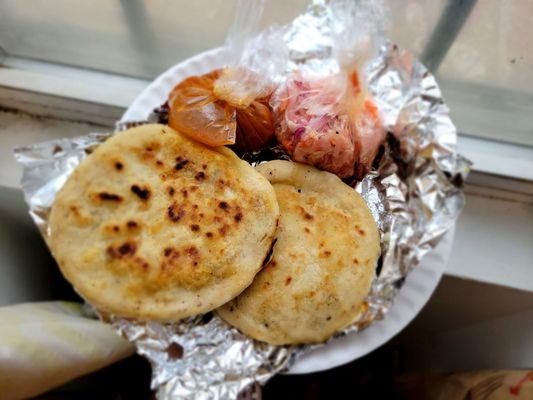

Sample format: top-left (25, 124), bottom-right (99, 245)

top-left (14, 1), bottom-right (470, 399)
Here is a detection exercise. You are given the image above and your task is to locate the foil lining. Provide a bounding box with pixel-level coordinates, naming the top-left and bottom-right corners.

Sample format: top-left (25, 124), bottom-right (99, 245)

top-left (13, 133), bottom-right (111, 238)
top-left (14, 2), bottom-right (470, 399)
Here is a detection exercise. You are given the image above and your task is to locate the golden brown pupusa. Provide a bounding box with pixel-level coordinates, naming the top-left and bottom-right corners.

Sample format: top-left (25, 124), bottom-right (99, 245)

top-left (49, 124), bottom-right (279, 321)
top-left (218, 160), bottom-right (380, 345)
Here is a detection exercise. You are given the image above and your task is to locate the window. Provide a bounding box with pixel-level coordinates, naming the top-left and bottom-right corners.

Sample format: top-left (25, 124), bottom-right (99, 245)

top-left (0, 0), bottom-right (308, 78)
top-left (1, 0), bottom-right (532, 147)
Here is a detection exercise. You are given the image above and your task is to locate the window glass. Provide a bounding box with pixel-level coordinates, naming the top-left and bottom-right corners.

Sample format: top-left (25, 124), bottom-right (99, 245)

top-left (437, 0), bottom-right (533, 145)
top-left (0, 0), bottom-right (308, 78)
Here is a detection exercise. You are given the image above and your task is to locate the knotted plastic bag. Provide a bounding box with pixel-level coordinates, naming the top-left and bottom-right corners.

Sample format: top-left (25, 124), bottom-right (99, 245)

top-left (271, 0), bottom-right (387, 178)
top-left (168, 0), bottom-right (287, 153)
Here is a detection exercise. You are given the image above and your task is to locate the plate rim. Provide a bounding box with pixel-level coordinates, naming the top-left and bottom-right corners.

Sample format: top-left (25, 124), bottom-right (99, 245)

top-left (119, 48), bottom-right (453, 374)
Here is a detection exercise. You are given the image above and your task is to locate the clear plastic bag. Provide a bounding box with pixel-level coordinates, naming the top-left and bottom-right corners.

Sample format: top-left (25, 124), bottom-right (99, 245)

top-left (168, 0), bottom-right (388, 176)
top-left (168, 0), bottom-right (286, 152)
top-left (272, 72), bottom-right (358, 177)
top-left (168, 70), bottom-right (236, 147)
top-left (271, 0), bottom-right (388, 178)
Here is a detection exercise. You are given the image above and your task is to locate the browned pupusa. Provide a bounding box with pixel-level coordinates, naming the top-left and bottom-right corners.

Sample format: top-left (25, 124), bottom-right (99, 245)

top-left (217, 161), bottom-right (380, 345)
top-left (49, 124), bottom-right (279, 321)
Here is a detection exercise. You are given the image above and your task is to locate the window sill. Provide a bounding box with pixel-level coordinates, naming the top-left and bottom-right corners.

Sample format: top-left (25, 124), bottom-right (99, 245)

top-left (2, 58), bottom-right (532, 182)
top-left (1, 60), bottom-right (532, 294)
top-left (0, 57), bottom-right (148, 126)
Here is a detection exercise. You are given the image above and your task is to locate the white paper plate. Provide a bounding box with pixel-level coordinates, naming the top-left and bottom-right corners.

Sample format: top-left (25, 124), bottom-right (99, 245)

top-left (120, 48), bottom-right (454, 375)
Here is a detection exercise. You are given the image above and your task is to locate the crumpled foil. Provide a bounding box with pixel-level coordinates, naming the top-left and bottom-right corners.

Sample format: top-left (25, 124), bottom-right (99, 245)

top-left (14, 2), bottom-right (470, 400)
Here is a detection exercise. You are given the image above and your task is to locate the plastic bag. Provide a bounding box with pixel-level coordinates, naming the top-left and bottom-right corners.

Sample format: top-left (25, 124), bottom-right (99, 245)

top-left (168, 70), bottom-right (236, 147)
top-left (272, 72), bottom-right (358, 177)
top-left (168, 0), bottom-right (286, 152)
top-left (271, 0), bottom-right (388, 178)
top-left (168, 68), bottom-right (275, 152)
top-left (272, 69), bottom-right (385, 178)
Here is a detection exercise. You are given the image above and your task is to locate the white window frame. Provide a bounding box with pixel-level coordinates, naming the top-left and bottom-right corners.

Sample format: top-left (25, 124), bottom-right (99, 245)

top-left (1, 55), bottom-right (532, 182)
top-left (1, 56), bottom-right (532, 294)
